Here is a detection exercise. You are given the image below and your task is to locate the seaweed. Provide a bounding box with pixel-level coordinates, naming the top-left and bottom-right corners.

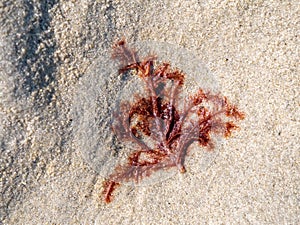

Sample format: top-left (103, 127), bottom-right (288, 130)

top-left (101, 39), bottom-right (245, 203)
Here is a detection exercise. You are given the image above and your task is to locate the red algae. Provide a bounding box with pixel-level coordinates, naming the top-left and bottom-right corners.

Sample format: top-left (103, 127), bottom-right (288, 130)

top-left (101, 39), bottom-right (245, 203)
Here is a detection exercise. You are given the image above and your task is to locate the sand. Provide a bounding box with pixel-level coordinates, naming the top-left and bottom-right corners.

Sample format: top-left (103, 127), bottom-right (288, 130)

top-left (0, 0), bottom-right (299, 224)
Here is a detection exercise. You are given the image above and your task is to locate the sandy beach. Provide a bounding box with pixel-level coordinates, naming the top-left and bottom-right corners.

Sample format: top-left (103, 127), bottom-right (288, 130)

top-left (0, 1), bottom-right (299, 224)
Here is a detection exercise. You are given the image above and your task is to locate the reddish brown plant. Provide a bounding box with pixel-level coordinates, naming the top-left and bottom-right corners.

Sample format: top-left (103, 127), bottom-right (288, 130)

top-left (102, 39), bottom-right (245, 203)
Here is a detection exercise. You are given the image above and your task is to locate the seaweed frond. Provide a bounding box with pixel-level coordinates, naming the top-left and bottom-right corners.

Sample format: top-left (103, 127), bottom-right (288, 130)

top-left (101, 40), bottom-right (245, 203)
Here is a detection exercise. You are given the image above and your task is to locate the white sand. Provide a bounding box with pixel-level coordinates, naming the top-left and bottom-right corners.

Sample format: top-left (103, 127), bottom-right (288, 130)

top-left (1, 0), bottom-right (299, 224)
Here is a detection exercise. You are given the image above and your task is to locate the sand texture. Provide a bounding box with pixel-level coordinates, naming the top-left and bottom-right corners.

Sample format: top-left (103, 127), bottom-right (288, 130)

top-left (0, 0), bottom-right (299, 224)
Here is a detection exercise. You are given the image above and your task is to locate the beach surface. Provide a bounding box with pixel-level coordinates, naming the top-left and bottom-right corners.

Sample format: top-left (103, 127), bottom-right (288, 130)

top-left (0, 1), bottom-right (299, 224)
